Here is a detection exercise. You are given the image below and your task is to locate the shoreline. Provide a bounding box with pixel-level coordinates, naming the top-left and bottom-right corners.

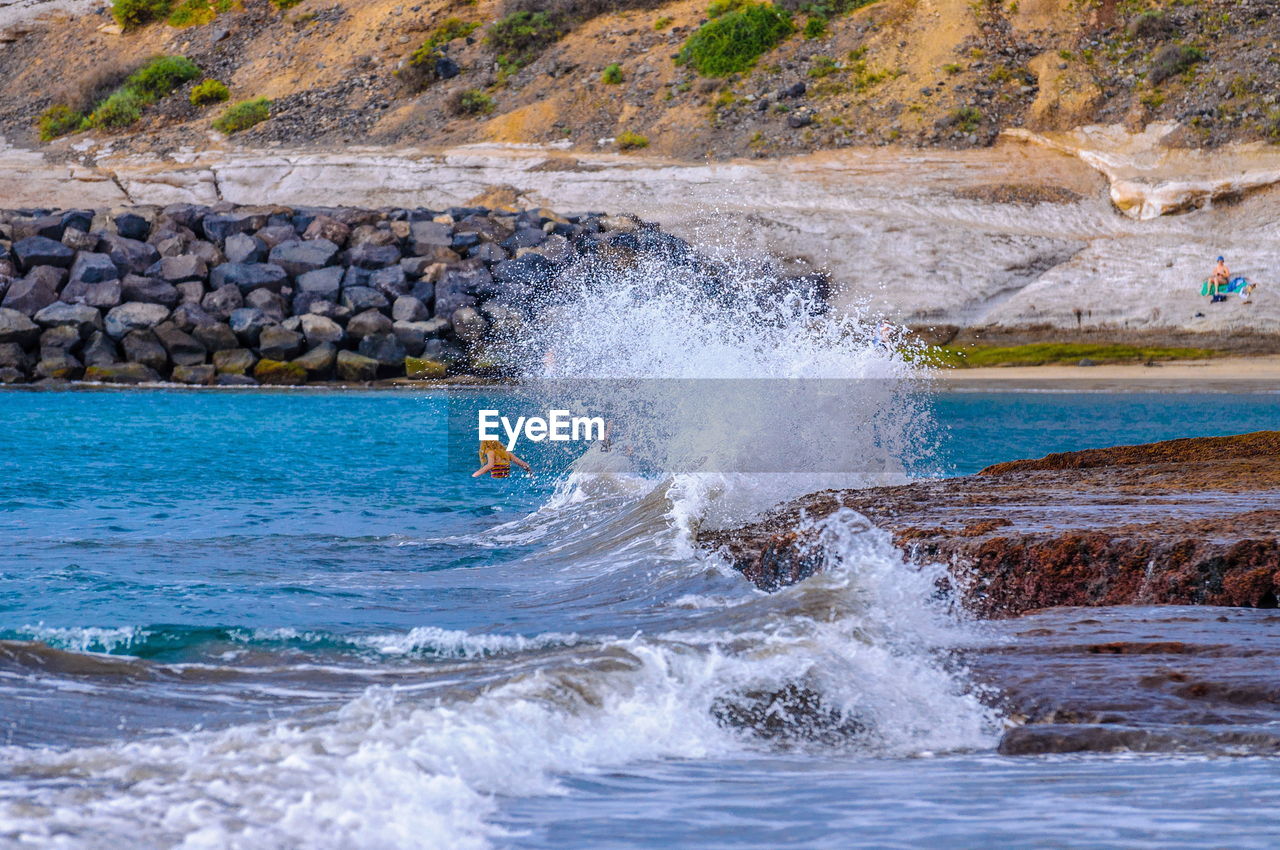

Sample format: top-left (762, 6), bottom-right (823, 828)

top-left (5, 355), bottom-right (1280, 392)
top-left (935, 355), bottom-right (1280, 391)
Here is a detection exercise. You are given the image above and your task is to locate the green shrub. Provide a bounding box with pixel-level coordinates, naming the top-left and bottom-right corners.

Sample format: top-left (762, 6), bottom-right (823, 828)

top-left (1148, 44), bottom-right (1204, 84)
top-left (411, 17), bottom-right (480, 64)
top-left (454, 89), bottom-right (495, 115)
top-left (803, 15), bottom-right (826, 39)
top-left (270, 0), bottom-right (301, 8)
top-left (125, 55), bottom-right (201, 99)
top-left (654, 15), bottom-right (672, 29)
top-left (190, 78), bottom-right (230, 106)
top-left (167, 0), bottom-right (234, 26)
top-left (88, 89), bottom-right (146, 129)
top-left (677, 3), bottom-right (794, 77)
top-left (708, 0), bottom-right (745, 15)
top-left (601, 63), bottom-right (623, 84)
top-left (487, 11), bottom-right (562, 67)
top-left (213, 97), bottom-right (270, 134)
top-left (37, 105), bottom-right (86, 141)
top-left (949, 105), bottom-right (982, 132)
top-left (617, 130), bottom-right (649, 150)
top-left (807, 55), bottom-right (837, 78)
top-left (111, 0), bottom-right (172, 28)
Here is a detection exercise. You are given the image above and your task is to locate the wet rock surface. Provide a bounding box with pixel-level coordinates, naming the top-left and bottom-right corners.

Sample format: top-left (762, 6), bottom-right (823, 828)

top-left (704, 432), bottom-right (1280, 756)
top-left (969, 605), bottom-right (1280, 756)
top-left (704, 432), bottom-right (1280, 616)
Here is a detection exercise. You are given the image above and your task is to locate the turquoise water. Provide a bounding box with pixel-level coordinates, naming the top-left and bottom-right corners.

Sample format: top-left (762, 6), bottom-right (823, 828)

top-left (1, 387), bottom-right (1278, 848)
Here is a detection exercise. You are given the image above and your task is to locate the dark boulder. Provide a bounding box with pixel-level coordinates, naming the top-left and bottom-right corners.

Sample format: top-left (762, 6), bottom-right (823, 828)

top-left (39, 324), bottom-right (81, 352)
top-left (121, 329), bottom-right (169, 372)
top-left (335, 349), bottom-right (379, 382)
top-left (269, 239), bottom-right (340, 277)
top-left (294, 342), bottom-right (337, 378)
top-left (253, 358), bottom-right (307, 386)
top-left (392, 317), bottom-right (450, 356)
top-left (84, 362), bottom-right (162, 384)
top-left (340, 286), bottom-right (389, 313)
top-left (101, 234), bottom-right (160, 276)
top-left (153, 321), bottom-right (207, 366)
top-left (450, 306), bottom-right (487, 344)
top-left (114, 212), bottom-right (151, 241)
top-left (120, 274), bottom-right (181, 307)
top-left (13, 235), bottom-right (74, 270)
top-left (61, 279), bottom-right (122, 309)
top-left (2, 267), bottom-right (64, 316)
top-left (392, 295), bottom-right (430, 322)
top-left (201, 284), bottom-right (244, 320)
top-left (0, 342), bottom-right (32, 372)
top-left (34, 301), bottom-right (102, 337)
top-left (299, 313), bottom-right (344, 347)
top-left (370, 266), bottom-right (410, 299)
top-left (213, 348), bottom-right (258, 375)
top-left (501, 227), bottom-right (548, 252)
top-left (69, 252), bottom-right (120, 284)
top-left (202, 212), bottom-right (268, 244)
top-left (357, 332), bottom-right (407, 367)
top-left (229, 307), bottom-right (275, 347)
top-left (215, 372), bottom-right (259, 386)
top-left (193, 321), bottom-right (239, 352)
top-left (0, 309), bottom-right (39, 348)
top-left (468, 243), bottom-right (508, 263)
top-left (210, 262), bottom-right (289, 294)
top-left (347, 242), bottom-right (402, 270)
top-left (256, 325), bottom-right (303, 360)
top-left (410, 278), bottom-right (435, 303)
top-left (245, 288), bottom-right (288, 322)
top-left (223, 232), bottom-right (266, 264)
top-left (34, 351), bottom-right (83, 380)
top-left (303, 215), bottom-right (350, 246)
top-left (170, 302), bottom-right (217, 332)
top-left (409, 221), bottom-right (452, 254)
top-left (104, 302), bottom-right (171, 339)
top-left (254, 224), bottom-right (298, 249)
top-left (176, 281), bottom-right (205, 304)
top-left (346, 308), bottom-right (393, 340)
top-left (82, 331), bottom-right (119, 367)
top-left (13, 214), bottom-right (66, 242)
top-left (171, 363), bottom-right (216, 385)
top-left (146, 254), bottom-right (207, 284)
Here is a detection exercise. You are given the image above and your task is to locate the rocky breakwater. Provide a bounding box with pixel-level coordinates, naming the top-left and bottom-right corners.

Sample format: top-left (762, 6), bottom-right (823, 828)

top-left (703, 432), bottom-right (1280, 617)
top-left (0, 203), bottom-right (698, 387)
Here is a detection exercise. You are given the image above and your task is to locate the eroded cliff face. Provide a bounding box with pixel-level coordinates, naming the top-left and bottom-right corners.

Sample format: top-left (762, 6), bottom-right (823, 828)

top-left (2, 0), bottom-right (1277, 158)
top-left (701, 432), bottom-right (1280, 617)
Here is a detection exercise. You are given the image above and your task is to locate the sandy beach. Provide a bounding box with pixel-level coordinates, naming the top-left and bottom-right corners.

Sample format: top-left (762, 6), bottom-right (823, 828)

top-left (936, 355), bottom-right (1280, 391)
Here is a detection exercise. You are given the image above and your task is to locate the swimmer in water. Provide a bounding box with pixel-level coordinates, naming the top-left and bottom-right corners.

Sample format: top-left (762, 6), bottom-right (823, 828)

top-left (473, 439), bottom-right (532, 479)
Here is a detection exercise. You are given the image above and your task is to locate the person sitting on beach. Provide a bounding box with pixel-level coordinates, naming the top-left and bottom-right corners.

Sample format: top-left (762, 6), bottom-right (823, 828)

top-left (1208, 256), bottom-right (1230, 301)
top-left (473, 439), bottom-right (531, 479)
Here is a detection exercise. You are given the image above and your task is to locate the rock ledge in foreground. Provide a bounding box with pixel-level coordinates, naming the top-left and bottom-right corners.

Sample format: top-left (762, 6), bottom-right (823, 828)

top-left (701, 432), bottom-right (1280, 617)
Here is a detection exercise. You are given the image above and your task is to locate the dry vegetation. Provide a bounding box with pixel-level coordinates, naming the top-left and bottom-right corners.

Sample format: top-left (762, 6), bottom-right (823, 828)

top-left (2, 0), bottom-right (1277, 158)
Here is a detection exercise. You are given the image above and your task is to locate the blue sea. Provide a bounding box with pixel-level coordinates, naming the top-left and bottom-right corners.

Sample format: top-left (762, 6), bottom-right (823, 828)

top-left (1, 386), bottom-right (1279, 848)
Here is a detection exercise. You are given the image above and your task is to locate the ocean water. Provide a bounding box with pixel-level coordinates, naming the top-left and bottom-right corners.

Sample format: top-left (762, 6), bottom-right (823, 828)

top-left (2, 386), bottom-right (1279, 849)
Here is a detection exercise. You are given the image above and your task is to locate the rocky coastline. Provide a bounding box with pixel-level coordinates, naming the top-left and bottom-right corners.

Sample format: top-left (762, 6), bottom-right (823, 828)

top-left (703, 432), bottom-right (1280, 617)
top-left (0, 202), bottom-right (711, 387)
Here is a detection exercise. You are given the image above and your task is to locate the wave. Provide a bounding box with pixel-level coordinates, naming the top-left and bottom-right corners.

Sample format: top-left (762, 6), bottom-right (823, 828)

top-left (0, 511), bottom-right (997, 849)
top-left (1, 624), bottom-right (581, 663)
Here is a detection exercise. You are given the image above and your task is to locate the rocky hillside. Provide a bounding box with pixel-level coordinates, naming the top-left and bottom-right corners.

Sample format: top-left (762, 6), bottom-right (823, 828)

top-left (2, 0), bottom-right (1278, 159)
